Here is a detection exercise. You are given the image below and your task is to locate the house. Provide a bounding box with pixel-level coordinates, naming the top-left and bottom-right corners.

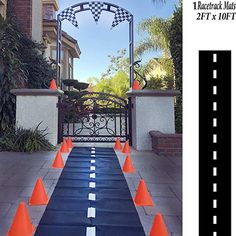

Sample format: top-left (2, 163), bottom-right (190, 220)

top-left (145, 58), bottom-right (173, 79)
top-left (7, 0), bottom-right (81, 82)
top-left (42, 0), bottom-right (81, 81)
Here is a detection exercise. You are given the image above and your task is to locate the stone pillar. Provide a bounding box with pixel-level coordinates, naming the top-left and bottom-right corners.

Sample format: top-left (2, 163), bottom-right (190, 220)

top-left (11, 89), bottom-right (63, 146)
top-left (127, 90), bottom-right (180, 151)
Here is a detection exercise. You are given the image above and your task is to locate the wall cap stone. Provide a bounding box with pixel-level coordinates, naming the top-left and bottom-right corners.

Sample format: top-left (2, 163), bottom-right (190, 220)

top-left (11, 89), bottom-right (64, 97)
top-left (127, 89), bottom-right (180, 97)
top-left (149, 130), bottom-right (182, 138)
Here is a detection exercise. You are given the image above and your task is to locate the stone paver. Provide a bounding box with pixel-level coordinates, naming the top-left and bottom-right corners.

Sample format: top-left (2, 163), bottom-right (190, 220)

top-left (0, 144), bottom-right (182, 236)
top-left (0, 150), bottom-right (67, 236)
top-left (115, 148), bottom-right (182, 236)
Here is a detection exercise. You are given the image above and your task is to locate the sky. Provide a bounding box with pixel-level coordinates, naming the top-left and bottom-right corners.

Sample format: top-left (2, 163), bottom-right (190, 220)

top-left (58, 0), bottom-right (179, 82)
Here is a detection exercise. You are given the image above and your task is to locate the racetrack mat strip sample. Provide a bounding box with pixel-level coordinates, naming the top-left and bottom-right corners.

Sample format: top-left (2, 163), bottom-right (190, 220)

top-left (35, 147), bottom-right (145, 236)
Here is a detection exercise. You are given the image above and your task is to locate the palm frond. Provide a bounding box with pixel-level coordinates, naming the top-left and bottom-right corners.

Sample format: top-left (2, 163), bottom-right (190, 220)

top-left (136, 17), bottom-right (171, 57)
top-left (138, 17), bottom-right (171, 35)
top-left (135, 36), bottom-right (170, 58)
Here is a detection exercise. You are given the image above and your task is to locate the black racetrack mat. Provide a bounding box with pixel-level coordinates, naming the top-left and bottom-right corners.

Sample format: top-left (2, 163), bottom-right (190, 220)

top-left (35, 147), bottom-right (145, 236)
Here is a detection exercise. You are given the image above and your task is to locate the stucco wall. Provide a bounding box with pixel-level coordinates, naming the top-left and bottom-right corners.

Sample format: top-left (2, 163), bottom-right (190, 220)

top-left (133, 96), bottom-right (175, 150)
top-left (128, 90), bottom-right (179, 151)
top-left (15, 95), bottom-right (59, 146)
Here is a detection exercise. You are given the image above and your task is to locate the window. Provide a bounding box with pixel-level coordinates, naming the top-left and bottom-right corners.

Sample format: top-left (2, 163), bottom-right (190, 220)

top-left (51, 47), bottom-right (64, 80)
top-left (43, 5), bottom-right (56, 20)
top-left (51, 48), bottom-right (64, 61)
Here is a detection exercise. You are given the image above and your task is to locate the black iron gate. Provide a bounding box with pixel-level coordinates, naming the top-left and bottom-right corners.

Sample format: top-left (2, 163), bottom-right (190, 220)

top-left (58, 92), bottom-right (130, 143)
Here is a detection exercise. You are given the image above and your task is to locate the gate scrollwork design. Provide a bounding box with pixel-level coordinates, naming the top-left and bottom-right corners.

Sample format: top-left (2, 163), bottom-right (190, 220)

top-left (60, 92), bottom-right (129, 142)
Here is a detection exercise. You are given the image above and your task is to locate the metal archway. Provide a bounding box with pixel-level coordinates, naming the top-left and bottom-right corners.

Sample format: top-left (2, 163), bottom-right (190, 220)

top-left (56, 1), bottom-right (134, 88)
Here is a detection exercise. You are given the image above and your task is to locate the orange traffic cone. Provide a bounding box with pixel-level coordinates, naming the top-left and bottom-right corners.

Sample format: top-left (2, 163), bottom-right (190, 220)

top-left (149, 213), bottom-right (169, 236)
top-left (134, 179), bottom-right (154, 206)
top-left (114, 138), bottom-right (122, 150)
top-left (132, 80), bottom-right (141, 90)
top-left (122, 140), bottom-right (130, 154)
top-left (7, 202), bottom-right (35, 236)
top-left (29, 178), bottom-right (49, 205)
top-left (52, 151), bottom-right (64, 168)
top-left (66, 137), bottom-right (74, 149)
top-left (49, 79), bottom-right (57, 90)
top-left (122, 155), bottom-right (136, 173)
top-left (60, 139), bottom-right (69, 153)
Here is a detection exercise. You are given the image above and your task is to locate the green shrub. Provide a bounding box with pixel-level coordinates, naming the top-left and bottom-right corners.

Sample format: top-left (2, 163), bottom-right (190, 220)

top-left (0, 15), bottom-right (27, 132)
top-left (169, 5), bottom-right (182, 133)
top-left (146, 75), bottom-right (175, 90)
top-left (0, 123), bottom-right (54, 152)
top-left (0, 9), bottom-right (55, 133)
top-left (20, 36), bottom-right (55, 89)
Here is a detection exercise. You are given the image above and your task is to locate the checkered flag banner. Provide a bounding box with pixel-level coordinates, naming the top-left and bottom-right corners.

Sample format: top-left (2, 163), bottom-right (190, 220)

top-left (111, 7), bottom-right (132, 28)
top-left (58, 7), bottom-right (79, 28)
top-left (89, 2), bottom-right (104, 23)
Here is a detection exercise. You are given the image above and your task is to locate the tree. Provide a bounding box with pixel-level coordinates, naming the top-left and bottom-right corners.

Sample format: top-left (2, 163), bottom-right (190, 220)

top-left (101, 49), bottom-right (129, 79)
top-left (93, 71), bottom-right (129, 98)
top-left (135, 17), bottom-right (171, 58)
top-left (0, 15), bottom-right (27, 132)
top-left (169, 5), bottom-right (182, 133)
top-left (88, 50), bottom-right (130, 98)
top-left (20, 37), bottom-right (55, 89)
top-left (142, 57), bottom-right (174, 80)
top-left (146, 75), bottom-right (174, 90)
top-left (136, 3), bottom-right (182, 133)
top-left (135, 16), bottom-right (175, 90)
top-left (0, 9), bottom-right (54, 132)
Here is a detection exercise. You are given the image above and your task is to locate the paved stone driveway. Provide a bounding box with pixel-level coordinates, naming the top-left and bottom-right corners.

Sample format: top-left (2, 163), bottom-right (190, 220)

top-left (0, 145), bottom-right (181, 236)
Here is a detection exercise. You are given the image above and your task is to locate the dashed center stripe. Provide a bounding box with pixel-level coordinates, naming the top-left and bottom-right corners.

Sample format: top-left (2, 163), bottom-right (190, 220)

top-left (87, 147), bottom-right (97, 235)
top-left (213, 86), bottom-right (217, 95)
top-left (213, 199), bottom-right (217, 208)
top-left (90, 166), bottom-right (96, 171)
top-left (213, 134), bottom-right (217, 143)
top-left (213, 70), bottom-right (217, 79)
top-left (90, 173), bottom-right (96, 179)
top-left (89, 182), bottom-right (96, 188)
top-left (213, 53), bottom-right (217, 63)
top-left (213, 118), bottom-right (217, 127)
top-left (213, 183), bottom-right (217, 192)
top-left (213, 167), bottom-right (217, 176)
top-left (213, 102), bottom-right (217, 111)
top-left (87, 207), bottom-right (96, 218)
top-left (213, 151), bottom-right (217, 160)
top-left (86, 227), bottom-right (96, 236)
top-left (88, 193), bottom-right (96, 201)
top-left (213, 215), bottom-right (217, 224)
